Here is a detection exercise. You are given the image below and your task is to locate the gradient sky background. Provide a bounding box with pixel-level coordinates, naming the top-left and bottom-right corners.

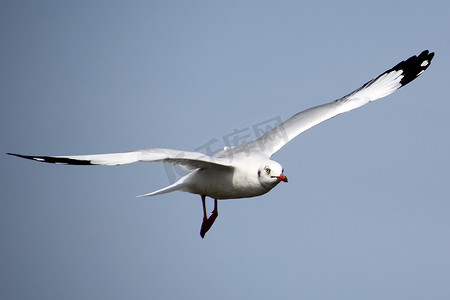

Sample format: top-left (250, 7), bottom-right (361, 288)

top-left (1, 1), bottom-right (449, 299)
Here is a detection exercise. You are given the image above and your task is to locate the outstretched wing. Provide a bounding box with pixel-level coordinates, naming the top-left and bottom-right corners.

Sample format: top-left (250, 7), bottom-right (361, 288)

top-left (242, 50), bottom-right (434, 157)
top-left (8, 148), bottom-right (233, 170)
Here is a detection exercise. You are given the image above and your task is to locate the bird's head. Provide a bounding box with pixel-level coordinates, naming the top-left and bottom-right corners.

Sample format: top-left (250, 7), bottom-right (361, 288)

top-left (257, 160), bottom-right (288, 190)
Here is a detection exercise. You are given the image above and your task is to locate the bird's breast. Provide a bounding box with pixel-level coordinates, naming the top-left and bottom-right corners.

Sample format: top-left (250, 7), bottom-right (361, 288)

top-left (181, 168), bottom-right (269, 200)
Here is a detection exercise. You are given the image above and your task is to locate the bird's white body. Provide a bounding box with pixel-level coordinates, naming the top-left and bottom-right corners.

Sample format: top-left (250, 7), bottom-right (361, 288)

top-left (179, 156), bottom-right (282, 199)
top-left (8, 50), bottom-right (435, 237)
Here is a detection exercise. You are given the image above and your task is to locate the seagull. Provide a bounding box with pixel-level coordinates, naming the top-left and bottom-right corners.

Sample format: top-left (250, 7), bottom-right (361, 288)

top-left (8, 50), bottom-right (434, 238)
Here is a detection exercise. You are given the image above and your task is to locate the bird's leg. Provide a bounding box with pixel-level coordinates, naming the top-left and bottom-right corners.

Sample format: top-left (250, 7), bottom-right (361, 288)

top-left (200, 196), bottom-right (219, 238)
top-left (202, 195), bottom-right (208, 222)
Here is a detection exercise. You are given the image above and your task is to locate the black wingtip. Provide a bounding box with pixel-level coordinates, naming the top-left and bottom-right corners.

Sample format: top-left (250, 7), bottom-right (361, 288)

top-left (392, 50), bottom-right (435, 87)
top-left (7, 153), bottom-right (30, 159)
top-left (7, 152), bottom-right (93, 165)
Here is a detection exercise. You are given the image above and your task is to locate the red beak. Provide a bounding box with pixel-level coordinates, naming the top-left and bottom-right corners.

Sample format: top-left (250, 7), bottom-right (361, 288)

top-left (274, 174), bottom-right (288, 182)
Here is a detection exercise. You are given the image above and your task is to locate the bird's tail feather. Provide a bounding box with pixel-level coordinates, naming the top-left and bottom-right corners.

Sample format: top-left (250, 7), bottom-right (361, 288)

top-left (136, 181), bottom-right (188, 197)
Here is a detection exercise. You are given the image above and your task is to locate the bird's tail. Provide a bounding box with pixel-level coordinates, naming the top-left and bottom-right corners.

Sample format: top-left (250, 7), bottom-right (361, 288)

top-left (136, 172), bottom-right (194, 197)
top-left (136, 181), bottom-right (188, 197)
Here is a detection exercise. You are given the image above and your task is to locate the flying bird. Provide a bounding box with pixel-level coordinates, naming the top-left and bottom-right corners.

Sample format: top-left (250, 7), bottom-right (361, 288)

top-left (8, 50), bottom-right (434, 238)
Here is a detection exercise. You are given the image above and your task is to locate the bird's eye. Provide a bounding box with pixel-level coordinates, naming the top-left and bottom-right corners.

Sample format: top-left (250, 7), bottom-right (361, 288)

top-left (264, 167), bottom-right (271, 175)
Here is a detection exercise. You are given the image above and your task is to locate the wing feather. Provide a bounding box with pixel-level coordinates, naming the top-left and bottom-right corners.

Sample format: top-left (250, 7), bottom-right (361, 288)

top-left (8, 148), bottom-right (233, 170)
top-left (241, 50), bottom-right (434, 157)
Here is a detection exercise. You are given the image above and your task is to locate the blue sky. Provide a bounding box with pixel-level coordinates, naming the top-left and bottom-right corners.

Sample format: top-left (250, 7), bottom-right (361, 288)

top-left (1, 1), bottom-right (449, 299)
